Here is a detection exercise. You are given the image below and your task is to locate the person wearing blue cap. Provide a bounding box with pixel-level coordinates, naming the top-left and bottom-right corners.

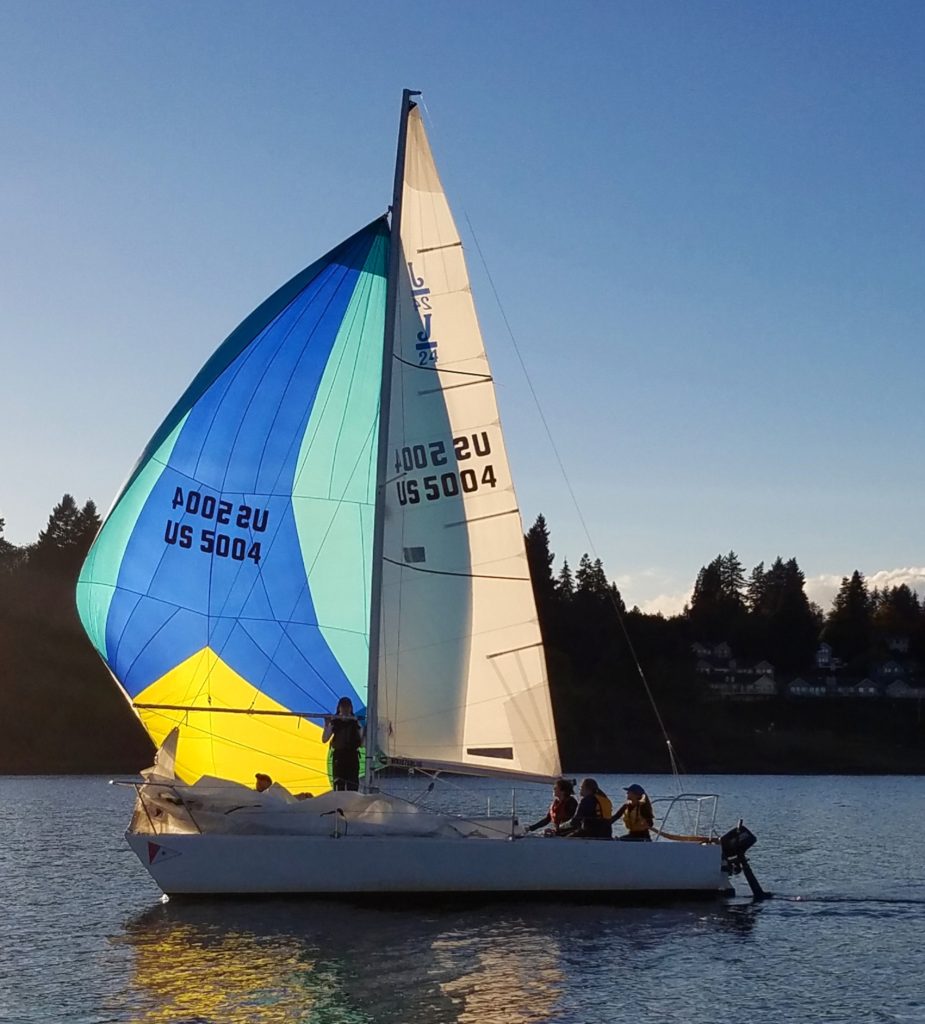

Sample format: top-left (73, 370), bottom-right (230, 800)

top-left (611, 783), bottom-right (654, 841)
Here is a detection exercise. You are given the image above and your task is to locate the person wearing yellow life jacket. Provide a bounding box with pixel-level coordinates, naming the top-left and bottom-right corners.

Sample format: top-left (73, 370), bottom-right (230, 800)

top-left (525, 779), bottom-right (578, 835)
top-left (611, 783), bottom-right (654, 841)
top-left (560, 778), bottom-right (613, 839)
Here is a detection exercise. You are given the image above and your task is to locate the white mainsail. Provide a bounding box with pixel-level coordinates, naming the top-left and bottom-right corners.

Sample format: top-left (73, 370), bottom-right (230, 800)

top-left (376, 106), bottom-right (561, 780)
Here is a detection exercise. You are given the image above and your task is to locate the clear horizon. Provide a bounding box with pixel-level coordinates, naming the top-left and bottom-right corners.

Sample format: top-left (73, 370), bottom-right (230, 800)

top-left (2, 1), bottom-right (923, 614)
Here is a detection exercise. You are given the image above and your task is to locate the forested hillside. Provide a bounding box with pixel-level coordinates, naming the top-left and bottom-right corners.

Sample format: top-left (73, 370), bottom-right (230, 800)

top-left (1, 501), bottom-right (923, 775)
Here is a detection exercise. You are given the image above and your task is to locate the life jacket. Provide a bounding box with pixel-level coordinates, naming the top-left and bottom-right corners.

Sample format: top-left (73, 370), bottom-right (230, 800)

top-left (593, 791), bottom-right (613, 820)
top-left (623, 801), bottom-right (652, 834)
top-left (549, 795), bottom-right (576, 826)
top-left (330, 716), bottom-right (362, 753)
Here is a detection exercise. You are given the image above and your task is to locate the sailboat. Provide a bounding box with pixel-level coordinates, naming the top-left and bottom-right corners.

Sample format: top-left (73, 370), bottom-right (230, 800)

top-left (77, 90), bottom-right (738, 898)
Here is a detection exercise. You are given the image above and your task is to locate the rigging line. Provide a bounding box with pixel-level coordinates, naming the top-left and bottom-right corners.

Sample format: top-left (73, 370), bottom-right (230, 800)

top-left (382, 556), bottom-right (528, 582)
top-left (392, 354), bottom-right (493, 379)
top-left (459, 214), bottom-right (681, 782)
top-left (133, 703), bottom-right (328, 718)
top-left (416, 97), bottom-right (672, 767)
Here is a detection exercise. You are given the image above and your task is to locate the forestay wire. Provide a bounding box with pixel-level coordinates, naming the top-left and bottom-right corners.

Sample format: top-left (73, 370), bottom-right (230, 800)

top-left (420, 96), bottom-right (685, 791)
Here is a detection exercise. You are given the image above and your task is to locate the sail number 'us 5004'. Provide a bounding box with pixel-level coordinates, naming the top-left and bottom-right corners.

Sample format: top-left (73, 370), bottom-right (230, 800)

top-left (163, 487), bottom-right (267, 564)
top-left (394, 432), bottom-right (498, 506)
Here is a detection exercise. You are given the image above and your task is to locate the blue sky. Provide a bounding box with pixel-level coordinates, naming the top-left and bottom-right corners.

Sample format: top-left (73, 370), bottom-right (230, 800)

top-left (2, 1), bottom-right (923, 612)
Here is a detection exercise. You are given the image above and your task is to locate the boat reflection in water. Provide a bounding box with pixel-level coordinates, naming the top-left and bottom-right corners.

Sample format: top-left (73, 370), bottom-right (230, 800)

top-left (113, 899), bottom-right (760, 1023)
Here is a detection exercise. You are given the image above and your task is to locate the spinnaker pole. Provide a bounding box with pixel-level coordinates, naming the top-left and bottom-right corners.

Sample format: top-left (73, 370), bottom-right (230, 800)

top-left (363, 88), bottom-right (420, 792)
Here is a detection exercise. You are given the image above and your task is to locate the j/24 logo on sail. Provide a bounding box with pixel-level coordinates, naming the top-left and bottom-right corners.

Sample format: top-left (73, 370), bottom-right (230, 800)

top-left (408, 262), bottom-right (437, 366)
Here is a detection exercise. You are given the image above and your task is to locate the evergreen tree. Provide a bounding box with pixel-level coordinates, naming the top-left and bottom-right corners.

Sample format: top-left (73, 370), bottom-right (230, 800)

top-left (524, 514), bottom-right (557, 636)
top-left (746, 561), bottom-right (767, 613)
top-left (525, 515), bottom-right (554, 589)
top-left (31, 494), bottom-right (97, 579)
top-left (77, 500), bottom-right (101, 550)
top-left (823, 570), bottom-right (872, 665)
top-left (0, 516), bottom-right (24, 576)
top-left (556, 559), bottom-right (574, 599)
top-left (574, 554), bottom-right (618, 601)
top-left (607, 580), bottom-right (627, 615)
top-left (719, 551), bottom-right (746, 603)
top-left (873, 584), bottom-right (921, 641)
top-left (758, 556), bottom-right (819, 670)
top-left (575, 553), bottom-right (595, 594)
top-left (689, 552), bottom-right (747, 644)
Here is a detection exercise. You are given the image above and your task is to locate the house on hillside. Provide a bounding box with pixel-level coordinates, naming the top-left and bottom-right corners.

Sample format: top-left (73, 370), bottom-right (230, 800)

top-left (786, 677), bottom-right (826, 697)
top-left (708, 674), bottom-right (777, 700)
top-left (693, 641), bottom-right (737, 676)
top-left (816, 643), bottom-right (833, 669)
top-left (885, 680), bottom-right (925, 700)
top-left (886, 635), bottom-right (910, 654)
top-left (836, 679), bottom-right (881, 698)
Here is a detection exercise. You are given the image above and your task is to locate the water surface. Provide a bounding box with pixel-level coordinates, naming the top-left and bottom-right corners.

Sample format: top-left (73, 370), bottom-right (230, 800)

top-left (1, 774), bottom-right (923, 1023)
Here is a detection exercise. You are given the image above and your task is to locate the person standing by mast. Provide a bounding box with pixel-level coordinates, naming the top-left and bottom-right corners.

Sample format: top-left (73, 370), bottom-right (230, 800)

top-left (322, 696), bottom-right (365, 792)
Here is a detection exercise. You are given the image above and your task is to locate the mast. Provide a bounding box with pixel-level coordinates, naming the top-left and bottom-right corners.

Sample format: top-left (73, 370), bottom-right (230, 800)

top-left (363, 88), bottom-right (420, 792)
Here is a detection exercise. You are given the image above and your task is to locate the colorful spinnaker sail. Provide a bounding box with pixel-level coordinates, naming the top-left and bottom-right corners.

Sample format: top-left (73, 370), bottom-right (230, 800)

top-left (78, 96), bottom-right (562, 793)
top-left (77, 220), bottom-right (389, 791)
top-left (377, 106), bottom-right (561, 780)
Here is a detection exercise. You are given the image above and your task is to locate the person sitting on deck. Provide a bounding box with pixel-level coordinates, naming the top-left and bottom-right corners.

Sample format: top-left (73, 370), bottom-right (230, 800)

top-left (611, 783), bottom-right (654, 841)
top-left (524, 778), bottom-right (578, 835)
top-left (560, 778), bottom-right (613, 839)
top-left (255, 773), bottom-right (313, 801)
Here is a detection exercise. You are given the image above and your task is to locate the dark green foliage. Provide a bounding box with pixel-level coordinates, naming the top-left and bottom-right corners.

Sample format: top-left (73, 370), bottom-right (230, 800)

top-left (0, 516), bottom-right (27, 578)
top-left (524, 514), bottom-right (557, 629)
top-left (689, 551), bottom-right (748, 643)
top-left (823, 571), bottom-right (873, 668)
top-left (522, 520), bottom-right (925, 774)
top-left (0, 500), bottom-right (152, 774)
top-left (556, 559), bottom-right (574, 599)
top-left (31, 494), bottom-right (100, 579)
top-left (746, 557), bottom-right (821, 670)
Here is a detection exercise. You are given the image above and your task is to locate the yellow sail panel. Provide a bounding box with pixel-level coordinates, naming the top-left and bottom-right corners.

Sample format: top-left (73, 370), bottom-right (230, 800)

top-left (135, 648), bottom-right (329, 793)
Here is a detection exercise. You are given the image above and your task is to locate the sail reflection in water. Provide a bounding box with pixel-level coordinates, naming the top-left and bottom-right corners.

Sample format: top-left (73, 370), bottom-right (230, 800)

top-left (435, 928), bottom-right (563, 1024)
top-left (111, 901), bottom-right (757, 1024)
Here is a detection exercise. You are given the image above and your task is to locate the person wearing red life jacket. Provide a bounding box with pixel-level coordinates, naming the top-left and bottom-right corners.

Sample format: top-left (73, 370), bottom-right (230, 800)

top-left (524, 779), bottom-right (578, 835)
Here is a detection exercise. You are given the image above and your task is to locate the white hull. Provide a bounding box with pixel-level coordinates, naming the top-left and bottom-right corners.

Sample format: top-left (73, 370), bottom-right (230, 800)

top-left (126, 832), bottom-right (734, 899)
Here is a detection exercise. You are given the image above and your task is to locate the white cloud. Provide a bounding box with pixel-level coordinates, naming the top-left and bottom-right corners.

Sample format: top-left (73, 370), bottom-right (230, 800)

top-left (628, 567), bottom-right (925, 617)
top-left (634, 589), bottom-right (692, 616)
top-left (805, 567), bottom-right (925, 611)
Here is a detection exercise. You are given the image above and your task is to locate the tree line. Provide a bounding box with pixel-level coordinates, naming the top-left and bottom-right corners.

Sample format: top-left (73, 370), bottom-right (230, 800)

top-left (1, 497), bottom-right (923, 773)
top-left (525, 520), bottom-right (925, 675)
top-left (0, 495), bottom-right (152, 773)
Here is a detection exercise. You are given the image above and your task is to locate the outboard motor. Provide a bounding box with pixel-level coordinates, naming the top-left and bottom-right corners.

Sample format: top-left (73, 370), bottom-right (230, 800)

top-left (721, 820), bottom-right (769, 900)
